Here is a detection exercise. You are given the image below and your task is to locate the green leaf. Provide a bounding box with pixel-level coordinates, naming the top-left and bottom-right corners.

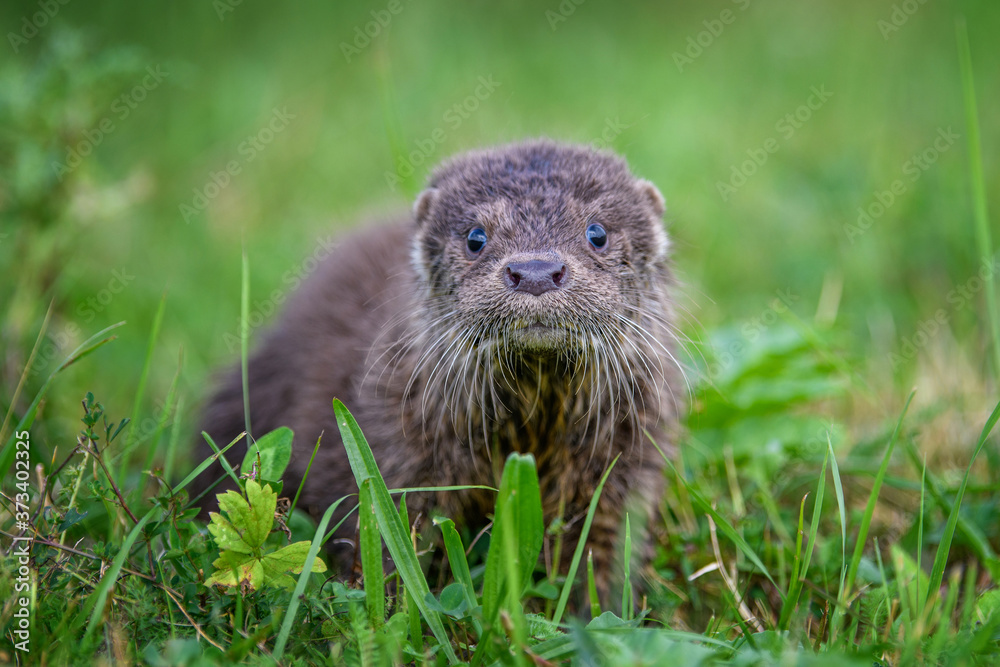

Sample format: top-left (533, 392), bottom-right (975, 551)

top-left (208, 480), bottom-right (276, 553)
top-left (206, 479), bottom-right (323, 593)
top-left (240, 426), bottom-right (294, 482)
top-left (481, 452), bottom-right (543, 629)
top-left (260, 541), bottom-right (327, 590)
top-left (206, 550), bottom-right (264, 590)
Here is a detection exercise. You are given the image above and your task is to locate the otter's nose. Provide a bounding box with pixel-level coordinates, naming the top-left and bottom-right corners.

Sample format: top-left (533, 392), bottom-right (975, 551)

top-left (504, 259), bottom-right (567, 296)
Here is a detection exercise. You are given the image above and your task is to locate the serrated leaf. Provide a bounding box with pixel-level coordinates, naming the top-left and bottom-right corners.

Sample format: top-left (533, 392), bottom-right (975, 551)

top-left (260, 541), bottom-right (327, 590)
top-left (210, 480), bottom-right (276, 553)
top-left (206, 550), bottom-right (264, 590)
top-left (207, 513), bottom-right (254, 554)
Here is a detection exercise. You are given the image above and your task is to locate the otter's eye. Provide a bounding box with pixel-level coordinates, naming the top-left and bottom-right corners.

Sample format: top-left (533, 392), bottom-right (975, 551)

top-left (586, 223), bottom-right (608, 250)
top-left (466, 227), bottom-right (488, 256)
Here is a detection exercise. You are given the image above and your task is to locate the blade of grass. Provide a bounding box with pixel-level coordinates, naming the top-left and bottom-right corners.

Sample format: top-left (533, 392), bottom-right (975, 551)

top-left (359, 478), bottom-right (385, 629)
top-left (399, 495), bottom-right (425, 654)
top-left (0, 321), bottom-right (124, 476)
top-left (480, 453), bottom-right (543, 626)
top-left (435, 516), bottom-right (482, 638)
top-left (665, 457), bottom-right (779, 593)
top-left (902, 439), bottom-right (1000, 579)
top-left (924, 398), bottom-right (1000, 609)
top-left (956, 17), bottom-right (1000, 382)
top-left (289, 433), bottom-right (323, 517)
top-left (119, 290), bottom-right (166, 481)
top-left (333, 399), bottom-right (458, 664)
top-left (927, 568), bottom-right (962, 661)
top-left (586, 550), bottom-right (600, 619)
top-left (0, 299), bottom-right (53, 447)
top-left (621, 513), bottom-right (632, 621)
top-left (916, 454), bottom-right (927, 620)
top-left (843, 390), bottom-right (915, 601)
top-left (779, 444), bottom-right (829, 631)
top-left (240, 244), bottom-right (253, 446)
top-left (140, 345), bottom-right (182, 475)
top-left (76, 507), bottom-right (158, 644)
top-left (552, 454), bottom-right (620, 626)
top-left (272, 496), bottom-right (348, 660)
top-left (829, 434), bottom-right (849, 645)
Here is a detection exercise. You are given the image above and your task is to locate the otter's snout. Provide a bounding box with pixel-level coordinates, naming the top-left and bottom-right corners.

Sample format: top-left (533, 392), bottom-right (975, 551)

top-left (504, 259), bottom-right (567, 296)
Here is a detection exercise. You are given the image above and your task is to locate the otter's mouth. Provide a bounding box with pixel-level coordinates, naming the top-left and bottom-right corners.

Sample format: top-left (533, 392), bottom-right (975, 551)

top-left (506, 318), bottom-right (572, 351)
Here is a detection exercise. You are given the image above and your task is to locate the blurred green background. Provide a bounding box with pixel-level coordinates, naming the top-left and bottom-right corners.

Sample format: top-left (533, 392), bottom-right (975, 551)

top-left (2, 0), bottom-right (998, 462)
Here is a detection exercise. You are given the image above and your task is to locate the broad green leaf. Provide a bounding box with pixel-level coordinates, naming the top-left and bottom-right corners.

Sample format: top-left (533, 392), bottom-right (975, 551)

top-left (260, 541), bottom-right (327, 590)
top-left (240, 426), bottom-right (294, 482)
top-left (206, 550), bottom-right (264, 590)
top-left (481, 452), bottom-right (543, 629)
top-left (208, 480), bottom-right (276, 552)
top-left (207, 513), bottom-right (254, 554)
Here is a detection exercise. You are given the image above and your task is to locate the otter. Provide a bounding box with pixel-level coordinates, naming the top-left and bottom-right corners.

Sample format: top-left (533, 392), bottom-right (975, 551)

top-left (193, 139), bottom-right (681, 595)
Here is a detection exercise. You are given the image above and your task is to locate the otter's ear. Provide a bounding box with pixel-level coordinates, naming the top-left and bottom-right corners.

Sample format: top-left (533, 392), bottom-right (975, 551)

top-left (636, 179), bottom-right (666, 218)
top-left (413, 188), bottom-right (438, 226)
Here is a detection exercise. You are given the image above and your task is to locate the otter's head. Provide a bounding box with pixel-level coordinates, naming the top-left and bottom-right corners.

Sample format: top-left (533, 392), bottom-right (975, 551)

top-left (412, 140), bottom-right (670, 351)
top-left (407, 140), bottom-right (677, 439)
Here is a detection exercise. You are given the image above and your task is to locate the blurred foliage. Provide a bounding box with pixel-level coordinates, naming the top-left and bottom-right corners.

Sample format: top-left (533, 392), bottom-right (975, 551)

top-left (1, 2), bottom-right (999, 663)
top-left (1, 1), bottom-right (999, 449)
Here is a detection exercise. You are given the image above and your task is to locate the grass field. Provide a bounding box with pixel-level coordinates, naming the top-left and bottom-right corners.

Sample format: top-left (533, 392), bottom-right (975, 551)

top-left (1, 1), bottom-right (999, 664)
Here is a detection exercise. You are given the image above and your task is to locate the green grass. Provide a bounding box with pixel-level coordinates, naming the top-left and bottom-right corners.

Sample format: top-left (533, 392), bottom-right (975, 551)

top-left (2, 1), bottom-right (1000, 664)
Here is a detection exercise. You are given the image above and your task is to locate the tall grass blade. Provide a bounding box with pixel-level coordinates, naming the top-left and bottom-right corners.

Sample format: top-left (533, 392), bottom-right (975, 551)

top-left (924, 398), bottom-right (1000, 609)
top-left (119, 290), bottom-right (166, 480)
top-left (240, 244), bottom-right (253, 445)
top-left (436, 517), bottom-right (482, 638)
top-left (843, 390), bottom-right (915, 600)
top-left (956, 18), bottom-right (1000, 382)
top-left (360, 479), bottom-right (385, 629)
top-left (0, 300), bottom-right (52, 447)
top-left (552, 454), bottom-right (620, 626)
top-left (273, 497), bottom-right (348, 660)
top-left (586, 550), bottom-right (600, 619)
top-left (333, 399), bottom-right (458, 664)
top-left (480, 453), bottom-right (543, 626)
top-left (621, 512), bottom-right (632, 621)
top-left (0, 321), bottom-right (124, 475)
top-left (668, 458), bottom-right (779, 592)
top-left (77, 508), bottom-right (157, 644)
top-left (829, 434), bottom-right (848, 644)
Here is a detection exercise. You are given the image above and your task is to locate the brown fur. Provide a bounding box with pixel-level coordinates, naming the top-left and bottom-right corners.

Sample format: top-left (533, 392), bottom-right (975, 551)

top-left (192, 139), bottom-right (682, 594)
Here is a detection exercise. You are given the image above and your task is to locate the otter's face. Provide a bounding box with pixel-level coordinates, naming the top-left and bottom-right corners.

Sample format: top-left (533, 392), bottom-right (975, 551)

top-left (410, 143), bottom-right (670, 358)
